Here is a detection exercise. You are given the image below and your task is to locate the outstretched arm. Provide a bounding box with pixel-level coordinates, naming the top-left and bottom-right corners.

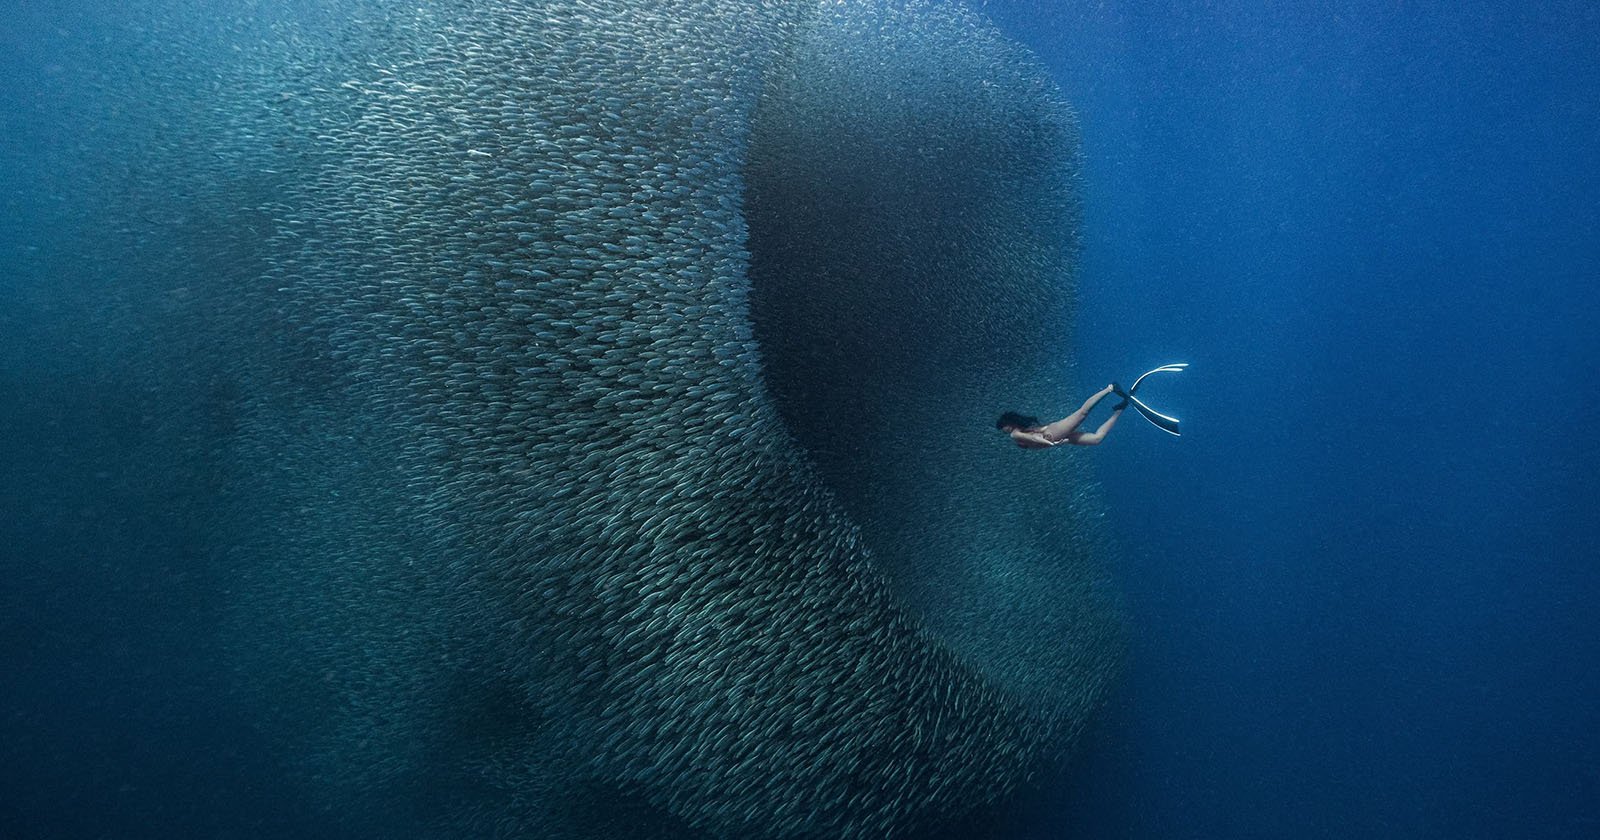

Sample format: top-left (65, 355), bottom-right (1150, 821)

top-left (1038, 385), bottom-right (1116, 443)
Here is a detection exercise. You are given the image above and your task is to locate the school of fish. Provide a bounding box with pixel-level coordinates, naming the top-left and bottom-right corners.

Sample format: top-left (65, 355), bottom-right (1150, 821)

top-left (43, 0), bottom-right (1125, 836)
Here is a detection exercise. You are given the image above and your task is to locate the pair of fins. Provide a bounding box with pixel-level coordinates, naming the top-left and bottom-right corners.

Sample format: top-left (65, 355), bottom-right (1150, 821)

top-left (1115, 363), bottom-right (1187, 436)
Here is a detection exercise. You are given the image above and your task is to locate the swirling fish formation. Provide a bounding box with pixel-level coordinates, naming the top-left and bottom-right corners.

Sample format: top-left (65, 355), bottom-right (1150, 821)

top-left (192, 0), bottom-right (1125, 837)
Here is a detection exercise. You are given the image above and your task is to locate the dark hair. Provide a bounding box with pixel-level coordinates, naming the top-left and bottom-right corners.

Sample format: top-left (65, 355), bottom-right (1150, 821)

top-left (996, 411), bottom-right (1040, 431)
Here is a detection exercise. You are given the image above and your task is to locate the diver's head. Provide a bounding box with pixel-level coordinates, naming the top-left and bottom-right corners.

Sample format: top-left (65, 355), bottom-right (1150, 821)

top-left (996, 411), bottom-right (1039, 432)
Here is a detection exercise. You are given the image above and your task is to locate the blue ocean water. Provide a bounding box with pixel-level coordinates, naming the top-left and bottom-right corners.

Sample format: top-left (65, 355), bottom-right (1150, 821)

top-left (980, 1), bottom-right (1600, 837)
top-left (2, 1), bottom-right (1597, 838)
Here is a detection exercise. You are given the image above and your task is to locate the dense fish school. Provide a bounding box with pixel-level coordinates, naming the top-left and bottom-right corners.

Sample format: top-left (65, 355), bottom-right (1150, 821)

top-left (23, 0), bottom-right (1123, 837)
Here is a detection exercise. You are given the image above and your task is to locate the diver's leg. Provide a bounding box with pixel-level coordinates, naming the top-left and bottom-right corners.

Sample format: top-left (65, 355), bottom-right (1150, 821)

top-left (1039, 385), bottom-right (1115, 442)
top-left (1068, 406), bottom-right (1123, 446)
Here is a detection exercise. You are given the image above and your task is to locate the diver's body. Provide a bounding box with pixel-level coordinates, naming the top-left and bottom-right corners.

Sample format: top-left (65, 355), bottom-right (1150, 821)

top-left (997, 363), bottom-right (1188, 448)
top-left (998, 385), bottom-right (1125, 449)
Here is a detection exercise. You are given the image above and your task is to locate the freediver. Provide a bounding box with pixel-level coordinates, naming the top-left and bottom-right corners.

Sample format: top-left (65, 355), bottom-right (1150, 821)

top-left (997, 363), bottom-right (1187, 448)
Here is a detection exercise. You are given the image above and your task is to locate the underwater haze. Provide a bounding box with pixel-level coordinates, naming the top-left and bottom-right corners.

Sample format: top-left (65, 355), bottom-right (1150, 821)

top-left (3, 0), bottom-right (1598, 838)
top-left (979, 1), bottom-right (1600, 838)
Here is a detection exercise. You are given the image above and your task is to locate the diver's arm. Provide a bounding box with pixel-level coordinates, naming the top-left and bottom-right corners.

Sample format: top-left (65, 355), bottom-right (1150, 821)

top-left (1009, 429), bottom-right (1057, 449)
top-left (1038, 385), bottom-right (1115, 442)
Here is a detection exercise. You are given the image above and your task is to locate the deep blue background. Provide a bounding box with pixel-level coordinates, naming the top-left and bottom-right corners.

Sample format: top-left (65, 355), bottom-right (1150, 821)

top-left (982, 1), bottom-right (1600, 837)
